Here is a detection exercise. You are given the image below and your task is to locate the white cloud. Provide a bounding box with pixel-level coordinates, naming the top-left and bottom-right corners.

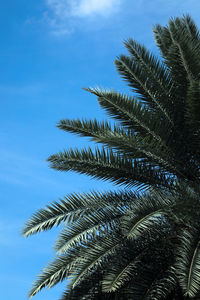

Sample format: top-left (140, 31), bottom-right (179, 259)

top-left (44, 0), bottom-right (121, 35)
top-left (46, 0), bottom-right (120, 18)
top-left (72, 0), bottom-right (120, 17)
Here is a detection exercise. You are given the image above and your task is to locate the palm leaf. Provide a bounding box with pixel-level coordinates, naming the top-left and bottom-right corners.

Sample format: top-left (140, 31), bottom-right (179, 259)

top-left (102, 256), bottom-right (140, 292)
top-left (47, 146), bottom-right (170, 189)
top-left (176, 227), bottom-right (200, 297)
top-left (168, 17), bottom-right (200, 82)
top-left (55, 214), bottom-right (120, 254)
top-left (23, 191), bottom-right (133, 237)
top-left (85, 88), bottom-right (167, 143)
top-left (120, 39), bottom-right (173, 124)
top-left (69, 236), bottom-right (122, 289)
top-left (144, 266), bottom-right (177, 300)
top-left (57, 118), bottom-right (179, 174)
top-left (122, 192), bottom-right (173, 238)
top-left (29, 252), bottom-right (76, 298)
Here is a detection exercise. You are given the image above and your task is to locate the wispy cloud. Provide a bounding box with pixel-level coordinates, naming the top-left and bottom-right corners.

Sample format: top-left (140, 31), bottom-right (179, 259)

top-left (0, 149), bottom-right (108, 193)
top-left (43, 0), bottom-right (122, 35)
top-left (46, 0), bottom-right (120, 18)
top-left (0, 150), bottom-right (67, 190)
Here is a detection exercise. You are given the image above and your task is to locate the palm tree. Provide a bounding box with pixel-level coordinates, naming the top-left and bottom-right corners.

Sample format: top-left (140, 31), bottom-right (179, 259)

top-left (23, 15), bottom-right (200, 299)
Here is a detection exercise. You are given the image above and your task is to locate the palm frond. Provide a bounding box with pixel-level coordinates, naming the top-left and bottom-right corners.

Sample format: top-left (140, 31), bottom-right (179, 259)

top-left (69, 236), bottom-right (122, 289)
top-left (24, 15), bottom-right (200, 300)
top-left (153, 23), bottom-right (172, 57)
top-left (120, 39), bottom-right (174, 124)
top-left (144, 266), bottom-right (177, 300)
top-left (47, 147), bottom-right (170, 189)
top-left (102, 258), bottom-right (138, 292)
top-left (183, 14), bottom-right (200, 40)
top-left (85, 88), bottom-right (167, 143)
top-left (118, 240), bottom-right (175, 300)
top-left (122, 192), bottom-right (173, 239)
top-left (28, 252), bottom-right (76, 298)
top-left (22, 196), bottom-right (83, 238)
top-left (185, 80), bottom-right (200, 143)
top-left (176, 227), bottom-right (200, 298)
top-left (54, 213), bottom-right (120, 254)
top-left (23, 190), bottom-right (134, 237)
top-left (57, 118), bottom-right (179, 174)
top-left (59, 280), bottom-right (101, 300)
top-left (168, 17), bottom-right (200, 82)
top-left (153, 19), bottom-right (188, 115)
top-left (57, 118), bottom-right (148, 159)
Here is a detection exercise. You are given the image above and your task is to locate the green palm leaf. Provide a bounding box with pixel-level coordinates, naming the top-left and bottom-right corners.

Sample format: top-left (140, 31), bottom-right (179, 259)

top-left (55, 215), bottom-right (119, 254)
top-left (57, 118), bottom-right (179, 174)
top-left (143, 266), bottom-right (177, 300)
top-left (23, 191), bottom-right (133, 237)
top-left (176, 227), bottom-right (200, 298)
top-left (69, 236), bottom-right (122, 289)
top-left (29, 252), bottom-right (76, 298)
top-left (116, 40), bottom-right (173, 125)
top-left (168, 17), bottom-right (200, 82)
top-left (47, 147), bottom-right (170, 189)
top-left (102, 257), bottom-right (139, 292)
top-left (85, 88), bottom-right (167, 143)
top-left (122, 192), bottom-right (173, 238)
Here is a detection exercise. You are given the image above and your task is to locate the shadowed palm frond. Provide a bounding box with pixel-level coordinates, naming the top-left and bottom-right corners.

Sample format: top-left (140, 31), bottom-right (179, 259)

top-left (68, 236), bottom-right (123, 289)
top-left (121, 192), bottom-right (174, 239)
top-left (29, 235), bottom-right (121, 298)
top-left (116, 250), bottom-right (174, 300)
top-left (143, 266), bottom-right (178, 300)
top-left (102, 261), bottom-right (136, 292)
top-left (60, 273), bottom-right (118, 300)
top-left (176, 227), bottom-right (200, 298)
top-left (168, 17), bottom-right (200, 81)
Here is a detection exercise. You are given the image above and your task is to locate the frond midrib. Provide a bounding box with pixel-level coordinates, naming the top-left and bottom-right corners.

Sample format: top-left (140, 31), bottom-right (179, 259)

top-left (126, 209), bottom-right (165, 237)
top-left (71, 240), bottom-right (121, 288)
top-left (186, 240), bottom-right (200, 295)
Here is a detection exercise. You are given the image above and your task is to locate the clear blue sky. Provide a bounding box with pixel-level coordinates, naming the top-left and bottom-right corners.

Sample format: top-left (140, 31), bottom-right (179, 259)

top-left (1, 1), bottom-right (200, 299)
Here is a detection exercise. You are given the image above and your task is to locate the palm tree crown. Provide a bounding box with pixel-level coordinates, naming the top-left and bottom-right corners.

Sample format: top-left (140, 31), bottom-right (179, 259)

top-left (23, 15), bottom-right (200, 299)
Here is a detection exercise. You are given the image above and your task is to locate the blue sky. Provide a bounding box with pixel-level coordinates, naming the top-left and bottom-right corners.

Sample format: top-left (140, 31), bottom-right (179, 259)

top-left (1, 1), bottom-right (200, 299)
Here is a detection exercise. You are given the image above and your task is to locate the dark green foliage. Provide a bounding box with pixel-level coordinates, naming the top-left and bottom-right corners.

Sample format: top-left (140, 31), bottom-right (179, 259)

top-left (24, 15), bottom-right (200, 299)
top-left (176, 227), bottom-right (200, 298)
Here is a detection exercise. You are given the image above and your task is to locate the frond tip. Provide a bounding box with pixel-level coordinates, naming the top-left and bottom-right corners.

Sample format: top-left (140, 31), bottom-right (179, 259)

top-left (28, 255), bottom-right (73, 298)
